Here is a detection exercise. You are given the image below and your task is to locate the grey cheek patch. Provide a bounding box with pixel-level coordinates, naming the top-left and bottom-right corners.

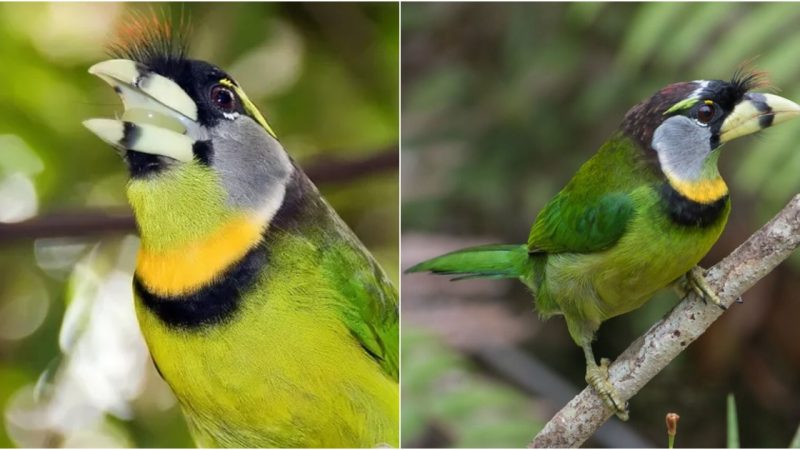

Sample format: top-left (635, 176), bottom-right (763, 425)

top-left (213, 118), bottom-right (293, 210)
top-left (652, 115), bottom-right (712, 180)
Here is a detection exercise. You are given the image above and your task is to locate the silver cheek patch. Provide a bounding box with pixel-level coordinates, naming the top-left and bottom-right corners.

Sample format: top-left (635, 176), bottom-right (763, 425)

top-left (211, 117), bottom-right (294, 220)
top-left (652, 115), bottom-right (712, 181)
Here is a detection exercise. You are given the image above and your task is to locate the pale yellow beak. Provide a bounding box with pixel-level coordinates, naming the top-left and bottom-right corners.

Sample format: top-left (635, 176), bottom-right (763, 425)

top-left (720, 92), bottom-right (800, 144)
top-left (83, 59), bottom-right (200, 162)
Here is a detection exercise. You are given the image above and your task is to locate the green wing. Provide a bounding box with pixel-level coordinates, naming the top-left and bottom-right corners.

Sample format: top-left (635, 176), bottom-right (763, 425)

top-left (528, 136), bottom-right (640, 254)
top-left (528, 191), bottom-right (634, 253)
top-left (321, 222), bottom-right (399, 381)
top-left (340, 255), bottom-right (398, 381)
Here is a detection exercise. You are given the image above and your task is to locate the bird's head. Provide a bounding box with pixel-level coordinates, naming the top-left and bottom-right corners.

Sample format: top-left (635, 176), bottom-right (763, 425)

top-left (621, 72), bottom-right (800, 202)
top-left (84, 15), bottom-right (293, 250)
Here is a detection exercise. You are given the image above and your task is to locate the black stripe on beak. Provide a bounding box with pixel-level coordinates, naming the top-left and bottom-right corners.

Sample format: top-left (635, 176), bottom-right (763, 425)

top-left (120, 122), bottom-right (140, 148)
top-left (748, 93), bottom-right (775, 128)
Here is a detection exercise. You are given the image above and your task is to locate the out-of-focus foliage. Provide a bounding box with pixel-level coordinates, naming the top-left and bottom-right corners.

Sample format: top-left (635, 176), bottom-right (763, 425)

top-left (791, 424), bottom-right (800, 448)
top-left (728, 394), bottom-right (741, 449)
top-left (404, 2), bottom-right (800, 238)
top-left (402, 329), bottom-right (542, 448)
top-left (0, 3), bottom-right (397, 447)
top-left (403, 3), bottom-right (800, 447)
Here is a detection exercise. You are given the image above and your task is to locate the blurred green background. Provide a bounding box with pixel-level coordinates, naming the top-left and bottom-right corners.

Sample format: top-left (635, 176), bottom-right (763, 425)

top-left (0, 2), bottom-right (397, 447)
top-left (402, 3), bottom-right (800, 448)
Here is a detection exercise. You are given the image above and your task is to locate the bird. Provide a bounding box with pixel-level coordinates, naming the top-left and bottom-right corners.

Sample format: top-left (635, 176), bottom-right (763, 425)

top-left (82, 15), bottom-right (398, 447)
top-left (407, 71), bottom-right (800, 420)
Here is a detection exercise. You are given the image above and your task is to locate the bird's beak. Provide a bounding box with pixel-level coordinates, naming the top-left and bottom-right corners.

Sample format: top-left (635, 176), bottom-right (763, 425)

top-left (83, 59), bottom-right (200, 162)
top-left (720, 93), bottom-right (800, 144)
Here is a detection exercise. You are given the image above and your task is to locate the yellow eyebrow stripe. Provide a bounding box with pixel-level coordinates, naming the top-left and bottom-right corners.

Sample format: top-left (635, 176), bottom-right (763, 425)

top-left (219, 78), bottom-right (278, 139)
top-left (664, 97), bottom-right (699, 115)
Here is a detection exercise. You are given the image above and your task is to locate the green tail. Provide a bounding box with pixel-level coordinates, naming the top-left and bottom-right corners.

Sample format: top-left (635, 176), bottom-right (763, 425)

top-left (405, 244), bottom-right (530, 280)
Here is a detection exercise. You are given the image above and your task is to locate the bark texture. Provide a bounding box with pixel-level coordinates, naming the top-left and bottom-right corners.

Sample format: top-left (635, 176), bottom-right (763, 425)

top-left (530, 194), bottom-right (800, 448)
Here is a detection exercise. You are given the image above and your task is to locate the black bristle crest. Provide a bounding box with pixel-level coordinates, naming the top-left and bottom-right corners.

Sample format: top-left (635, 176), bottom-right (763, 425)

top-left (730, 65), bottom-right (770, 97)
top-left (107, 8), bottom-right (190, 70)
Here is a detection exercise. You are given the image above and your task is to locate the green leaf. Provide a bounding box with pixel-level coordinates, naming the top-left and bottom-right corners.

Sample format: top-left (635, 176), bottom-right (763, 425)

top-left (565, 2), bottom-right (605, 28)
top-left (616, 3), bottom-right (687, 71)
top-left (727, 393), bottom-right (740, 448)
top-left (757, 32), bottom-right (800, 87)
top-left (659, 3), bottom-right (733, 70)
top-left (789, 423), bottom-right (800, 448)
top-left (698, 4), bottom-right (800, 76)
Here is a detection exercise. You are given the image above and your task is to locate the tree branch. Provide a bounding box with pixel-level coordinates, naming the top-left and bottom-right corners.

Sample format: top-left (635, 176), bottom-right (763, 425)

top-left (0, 208), bottom-right (135, 243)
top-left (304, 147), bottom-right (397, 184)
top-left (0, 148), bottom-right (397, 243)
top-left (529, 194), bottom-right (800, 448)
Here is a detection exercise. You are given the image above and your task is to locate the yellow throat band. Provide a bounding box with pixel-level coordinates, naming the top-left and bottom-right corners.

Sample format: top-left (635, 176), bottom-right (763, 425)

top-left (667, 175), bottom-right (729, 204)
top-left (136, 215), bottom-right (264, 297)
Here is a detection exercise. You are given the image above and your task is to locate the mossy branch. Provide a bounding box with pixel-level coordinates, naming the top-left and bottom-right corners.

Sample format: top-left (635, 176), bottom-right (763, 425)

top-left (530, 194), bottom-right (800, 448)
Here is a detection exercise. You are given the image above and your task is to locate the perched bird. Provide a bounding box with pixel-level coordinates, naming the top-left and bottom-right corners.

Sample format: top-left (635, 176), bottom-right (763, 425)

top-left (83, 17), bottom-right (398, 447)
top-left (407, 72), bottom-right (800, 420)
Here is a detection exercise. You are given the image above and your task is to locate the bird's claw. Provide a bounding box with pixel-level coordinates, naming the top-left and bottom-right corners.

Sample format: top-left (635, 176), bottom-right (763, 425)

top-left (586, 358), bottom-right (629, 421)
top-left (678, 266), bottom-right (726, 310)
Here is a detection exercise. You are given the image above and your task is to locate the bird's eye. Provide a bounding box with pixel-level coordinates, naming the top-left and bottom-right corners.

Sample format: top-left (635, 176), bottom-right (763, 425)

top-left (696, 102), bottom-right (715, 124)
top-left (210, 85), bottom-right (237, 113)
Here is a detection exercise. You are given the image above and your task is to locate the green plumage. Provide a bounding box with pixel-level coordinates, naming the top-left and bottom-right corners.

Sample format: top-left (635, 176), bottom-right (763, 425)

top-left (527, 136), bottom-right (727, 332)
top-left (84, 21), bottom-right (400, 445)
top-left (408, 74), bottom-right (800, 419)
top-left (134, 173), bottom-right (399, 448)
top-left (409, 134), bottom-right (727, 339)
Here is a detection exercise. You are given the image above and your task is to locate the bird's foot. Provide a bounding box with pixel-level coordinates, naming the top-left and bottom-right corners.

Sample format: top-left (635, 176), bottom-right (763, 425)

top-left (678, 266), bottom-right (726, 310)
top-left (586, 358), bottom-right (629, 421)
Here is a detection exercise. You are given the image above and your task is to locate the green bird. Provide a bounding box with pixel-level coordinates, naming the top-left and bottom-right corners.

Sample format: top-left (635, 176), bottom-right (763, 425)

top-left (407, 72), bottom-right (800, 420)
top-left (82, 20), bottom-right (398, 447)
